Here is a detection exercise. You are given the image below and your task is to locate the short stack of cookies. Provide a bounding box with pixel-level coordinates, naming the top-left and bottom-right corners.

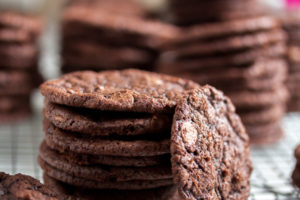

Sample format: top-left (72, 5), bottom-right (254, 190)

top-left (158, 16), bottom-right (289, 145)
top-left (165, 0), bottom-right (263, 25)
top-left (61, 0), bottom-right (179, 73)
top-left (281, 16), bottom-right (300, 111)
top-left (39, 69), bottom-right (252, 200)
top-left (0, 12), bottom-right (42, 122)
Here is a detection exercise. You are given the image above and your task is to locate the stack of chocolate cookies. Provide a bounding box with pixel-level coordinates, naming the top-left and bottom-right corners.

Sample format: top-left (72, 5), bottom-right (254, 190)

top-left (158, 16), bottom-right (289, 145)
top-left (281, 17), bottom-right (300, 111)
top-left (39, 69), bottom-right (252, 199)
top-left (165, 0), bottom-right (263, 25)
top-left (61, 0), bottom-right (179, 73)
top-left (0, 12), bottom-right (42, 122)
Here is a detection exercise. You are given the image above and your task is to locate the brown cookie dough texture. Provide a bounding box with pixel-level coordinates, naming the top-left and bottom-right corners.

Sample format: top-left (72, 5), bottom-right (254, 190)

top-left (171, 86), bottom-right (252, 200)
top-left (40, 69), bottom-right (199, 113)
top-left (0, 172), bottom-right (58, 200)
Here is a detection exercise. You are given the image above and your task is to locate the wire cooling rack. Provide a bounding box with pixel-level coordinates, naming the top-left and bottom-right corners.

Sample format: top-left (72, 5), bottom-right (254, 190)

top-left (0, 101), bottom-right (300, 200)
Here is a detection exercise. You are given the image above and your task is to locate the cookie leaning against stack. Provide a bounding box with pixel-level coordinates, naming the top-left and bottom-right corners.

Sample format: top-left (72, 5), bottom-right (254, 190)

top-left (281, 16), bottom-right (300, 111)
top-left (0, 12), bottom-right (42, 123)
top-left (158, 16), bottom-right (289, 146)
top-left (61, 0), bottom-right (179, 73)
top-left (39, 69), bottom-right (252, 200)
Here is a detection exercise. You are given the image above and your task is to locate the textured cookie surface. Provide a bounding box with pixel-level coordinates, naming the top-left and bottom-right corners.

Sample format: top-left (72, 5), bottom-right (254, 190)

top-left (40, 69), bottom-right (199, 113)
top-left (44, 121), bottom-right (170, 157)
top-left (171, 86), bottom-right (252, 200)
top-left (39, 159), bottom-right (173, 190)
top-left (44, 102), bottom-right (172, 137)
top-left (39, 143), bottom-right (172, 182)
top-left (0, 172), bottom-right (58, 200)
top-left (44, 174), bottom-right (176, 200)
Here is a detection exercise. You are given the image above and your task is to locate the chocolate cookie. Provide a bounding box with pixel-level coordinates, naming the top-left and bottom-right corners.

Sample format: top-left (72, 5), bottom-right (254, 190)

top-left (239, 104), bottom-right (285, 125)
top-left (40, 69), bottom-right (199, 113)
top-left (0, 29), bottom-right (32, 43)
top-left (40, 159), bottom-right (173, 190)
top-left (227, 86), bottom-right (289, 108)
top-left (0, 71), bottom-right (41, 95)
top-left (41, 141), bottom-right (169, 167)
top-left (0, 43), bottom-right (37, 59)
top-left (0, 12), bottom-right (42, 36)
top-left (0, 107), bottom-right (31, 124)
top-left (44, 102), bottom-right (171, 137)
top-left (44, 121), bottom-right (170, 157)
top-left (171, 86), bottom-right (252, 200)
top-left (164, 29), bottom-right (286, 58)
top-left (44, 174), bottom-right (176, 200)
top-left (0, 172), bottom-right (58, 200)
top-left (62, 41), bottom-right (154, 69)
top-left (0, 96), bottom-right (30, 112)
top-left (159, 42), bottom-right (286, 72)
top-left (63, 6), bottom-right (180, 49)
top-left (170, 16), bottom-right (280, 44)
top-left (162, 59), bottom-right (287, 92)
top-left (247, 122), bottom-right (283, 145)
top-left (39, 143), bottom-right (172, 182)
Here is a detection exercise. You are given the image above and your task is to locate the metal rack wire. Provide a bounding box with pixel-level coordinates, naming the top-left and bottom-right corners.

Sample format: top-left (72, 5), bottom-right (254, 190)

top-left (0, 106), bottom-right (300, 199)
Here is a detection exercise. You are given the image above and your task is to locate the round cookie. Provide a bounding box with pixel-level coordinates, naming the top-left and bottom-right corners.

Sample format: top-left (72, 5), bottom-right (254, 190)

top-left (0, 172), bottom-right (58, 200)
top-left (40, 69), bottom-right (199, 113)
top-left (44, 102), bottom-right (172, 137)
top-left (62, 41), bottom-right (154, 69)
top-left (239, 104), bottom-right (285, 125)
top-left (248, 122), bottom-right (283, 146)
top-left (159, 42), bottom-right (286, 72)
top-left (0, 96), bottom-right (30, 112)
top-left (164, 59), bottom-right (287, 92)
top-left (169, 16), bottom-right (280, 44)
top-left (163, 29), bottom-right (286, 59)
top-left (41, 141), bottom-right (170, 167)
top-left (43, 174), bottom-right (176, 200)
top-left (39, 159), bottom-right (173, 190)
top-left (227, 86), bottom-right (289, 109)
top-left (0, 43), bottom-right (37, 59)
top-left (170, 86), bottom-right (252, 200)
top-left (44, 121), bottom-right (170, 157)
top-left (0, 71), bottom-right (42, 95)
top-left (39, 143), bottom-right (172, 182)
top-left (0, 107), bottom-right (32, 124)
top-left (0, 12), bottom-right (42, 36)
top-left (63, 6), bottom-right (180, 49)
top-left (0, 28), bottom-right (32, 43)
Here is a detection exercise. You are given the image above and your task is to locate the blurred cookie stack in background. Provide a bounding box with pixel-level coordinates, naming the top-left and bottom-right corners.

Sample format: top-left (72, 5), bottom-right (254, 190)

top-left (158, 0), bottom-right (289, 145)
top-left (0, 12), bottom-right (42, 123)
top-left (281, 16), bottom-right (300, 111)
top-left (61, 0), bottom-right (179, 73)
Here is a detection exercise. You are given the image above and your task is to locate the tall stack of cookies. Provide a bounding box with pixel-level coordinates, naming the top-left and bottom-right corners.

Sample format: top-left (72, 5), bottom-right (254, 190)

top-left (39, 69), bottom-right (252, 199)
top-left (0, 12), bottom-right (42, 122)
top-left (281, 17), bottom-right (300, 111)
top-left (158, 2), bottom-right (289, 145)
top-left (61, 0), bottom-right (179, 73)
